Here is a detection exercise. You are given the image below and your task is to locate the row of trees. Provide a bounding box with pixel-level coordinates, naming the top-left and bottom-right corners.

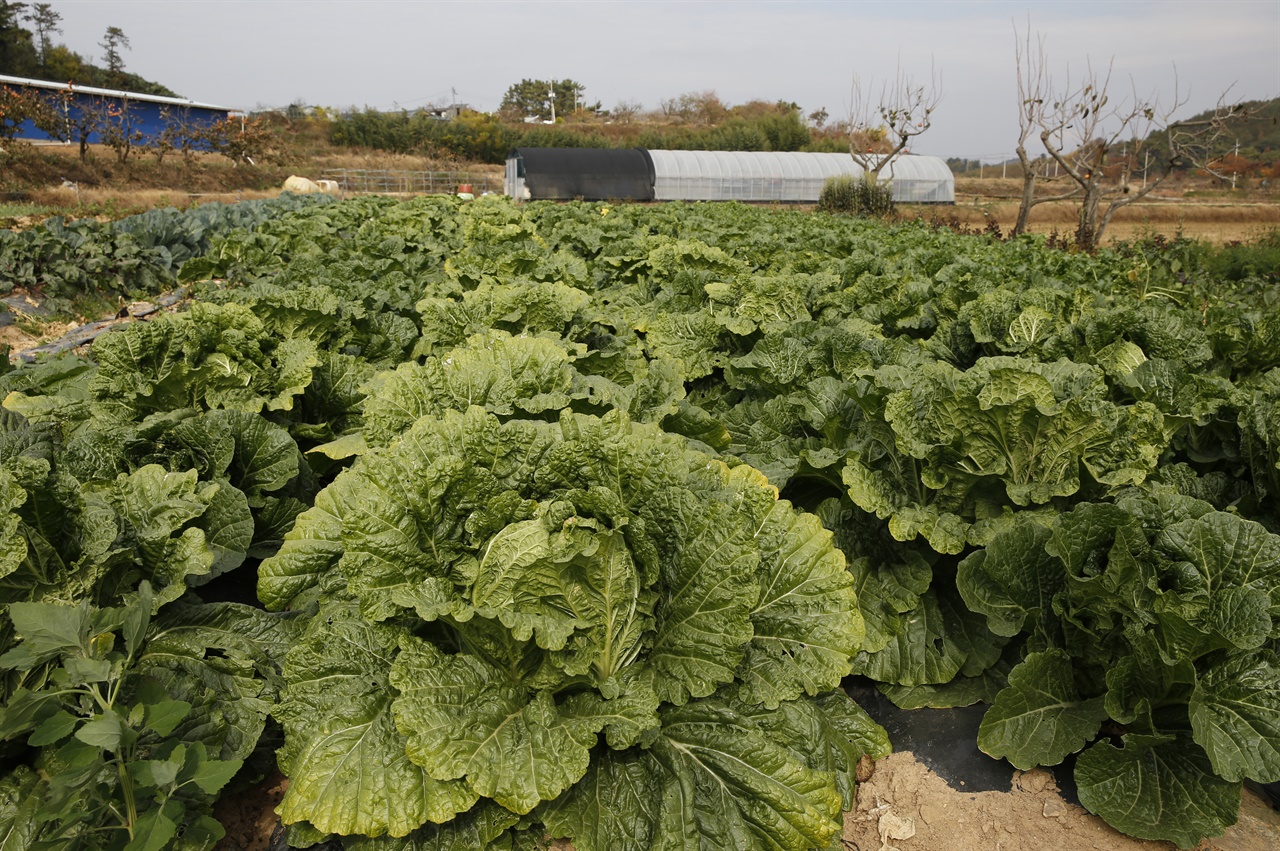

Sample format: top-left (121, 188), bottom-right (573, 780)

top-left (0, 1), bottom-right (175, 96)
top-left (496, 79), bottom-right (845, 136)
top-left (1009, 23), bottom-right (1249, 250)
top-left (835, 30), bottom-right (1252, 249)
top-left (328, 100), bottom-right (839, 163)
top-left (0, 86), bottom-right (272, 164)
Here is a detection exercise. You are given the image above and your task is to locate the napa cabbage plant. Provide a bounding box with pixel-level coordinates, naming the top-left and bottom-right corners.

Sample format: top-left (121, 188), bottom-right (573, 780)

top-left (259, 406), bottom-right (886, 849)
top-left (956, 493), bottom-right (1280, 847)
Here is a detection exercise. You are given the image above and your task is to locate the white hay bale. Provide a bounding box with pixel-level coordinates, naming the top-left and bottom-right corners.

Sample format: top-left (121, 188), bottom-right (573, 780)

top-left (283, 175), bottom-right (322, 194)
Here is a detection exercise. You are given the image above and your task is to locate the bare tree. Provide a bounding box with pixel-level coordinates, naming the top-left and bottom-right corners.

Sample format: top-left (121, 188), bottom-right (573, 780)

top-left (610, 99), bottom-right (642, 124)
top-left (68, 93), bottom-right (109, 160)
top-left (98, 96), bottom-right (145, 162)
top-left (1163, 92), bottom-right (1251, 183)
top-left (846, 63), bottom-right (942, 182)
top-left (660, 91), bottom-right (727, 126)
top-left (1011, 22), bottom-right (1079, 236)
top-left (1034, 59), bottom-right (1247, 251)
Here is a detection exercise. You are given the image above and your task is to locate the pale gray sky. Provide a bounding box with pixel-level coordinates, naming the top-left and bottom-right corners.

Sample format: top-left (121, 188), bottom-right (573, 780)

top-left (45, 0), bottom-right (1280, 161)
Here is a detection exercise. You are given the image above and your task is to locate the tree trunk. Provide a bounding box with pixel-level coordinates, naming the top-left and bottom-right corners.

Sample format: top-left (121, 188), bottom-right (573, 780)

top-left (1012, 146), bottom-right (1036, 237)
top-left (1075, 179), bottom-right (1102, 251)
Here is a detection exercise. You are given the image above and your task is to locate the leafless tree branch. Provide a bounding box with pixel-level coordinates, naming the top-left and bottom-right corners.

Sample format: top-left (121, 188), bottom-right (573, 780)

top-left (1011, 18), bottom-right (1081, 236)
top-left (846, 61), bottom-right (941, 182)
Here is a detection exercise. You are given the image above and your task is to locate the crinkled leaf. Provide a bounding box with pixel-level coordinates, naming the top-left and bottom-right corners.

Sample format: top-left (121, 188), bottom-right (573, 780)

top-left (188, 479), bottom-right (253, 582)
top-left (851, 587), bottom-right (994, 687)
top-left (0, 469), bottom-right (27, 581)
top-left (978, 650), bottom-right (1108, 769)
top-left (0, 766), bottom-right (42, 851)
top-left (546, 529), bottom-right (651, 686)
top-left (649, 697), bottom-right (844, 851)
top-left (737, 690), bottom-right (890, 810)
top-left (647, 493), bottom-right (756, 705)
top-left (258, 485), bottom-right (347, 611)
top-left (276, 603), bottom-right (476, 838)
top-left (362, 332), bottom-right (575, 447)
top-left (957, 520), bottom-right (1061, 640)
top-left (1075, 733), bottom-right (1240, 848)
top-left (342, 801), bottom-right (520, 851)
top-left (540, 749), bottom-right (661, 851)
top-left (1189, 652), bottom-right (1280, 783)
top-left (390, 638), bottom-right (596, 815)
top-left (736, 499), bottom-right (861, 708)
top-left (1157, 511), bottom-right (1280, 600)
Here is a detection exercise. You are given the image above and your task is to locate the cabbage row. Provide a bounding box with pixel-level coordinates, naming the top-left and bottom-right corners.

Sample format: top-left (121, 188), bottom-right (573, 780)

top-left (0, 192), bottom-right (333, 310)
top-left (2, 195), bottom-right (1279, 849)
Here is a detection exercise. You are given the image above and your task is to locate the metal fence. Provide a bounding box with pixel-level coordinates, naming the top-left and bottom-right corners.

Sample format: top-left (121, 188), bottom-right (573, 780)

top-left (318, 169), bottom-right (503, 197)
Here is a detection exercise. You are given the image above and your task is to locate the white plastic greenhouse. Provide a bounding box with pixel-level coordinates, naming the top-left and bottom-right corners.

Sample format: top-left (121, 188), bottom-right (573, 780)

top-left (504, 148), bottom-right (956, 204)
top-left (648, 151), bottom-right (954, 204)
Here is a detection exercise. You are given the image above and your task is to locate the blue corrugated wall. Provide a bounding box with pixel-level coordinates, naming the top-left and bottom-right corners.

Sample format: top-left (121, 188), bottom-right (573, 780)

top-left (12, 91), bottom-right (231, 145)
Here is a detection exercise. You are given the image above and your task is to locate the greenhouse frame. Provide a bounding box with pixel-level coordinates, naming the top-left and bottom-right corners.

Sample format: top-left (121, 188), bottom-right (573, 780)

top-left (505, 148), bottom-right (955, 204)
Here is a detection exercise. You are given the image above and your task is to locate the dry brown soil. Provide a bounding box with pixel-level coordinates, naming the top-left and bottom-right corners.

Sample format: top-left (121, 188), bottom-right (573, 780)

top-left (844, 752), bottom-right (1280, 851)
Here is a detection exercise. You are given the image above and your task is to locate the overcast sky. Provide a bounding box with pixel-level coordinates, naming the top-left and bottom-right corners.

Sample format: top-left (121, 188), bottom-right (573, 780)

top-left (44, 0), bottom-right (1280, 161)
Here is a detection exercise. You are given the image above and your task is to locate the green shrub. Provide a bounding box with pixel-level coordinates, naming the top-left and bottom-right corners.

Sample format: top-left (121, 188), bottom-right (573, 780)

top-left (817, 174), bottom-right (895, 217)
top-left (1208, 226), bottom-right (1280, 284)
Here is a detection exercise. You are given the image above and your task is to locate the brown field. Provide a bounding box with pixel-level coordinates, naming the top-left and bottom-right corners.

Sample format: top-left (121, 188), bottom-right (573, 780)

top-left (0, 142), bottom-right (503, 218)
top-left (924, 177), bottom-right (1280, 245)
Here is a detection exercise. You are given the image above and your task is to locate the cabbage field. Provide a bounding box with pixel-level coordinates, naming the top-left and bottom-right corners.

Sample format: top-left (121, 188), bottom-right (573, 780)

top-left (1, 195), bottom-right (1278, 850)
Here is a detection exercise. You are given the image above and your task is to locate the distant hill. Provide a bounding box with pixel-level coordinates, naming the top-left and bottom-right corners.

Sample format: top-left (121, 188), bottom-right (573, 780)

top-left (1144, 97), bottom-right (1280, 169)
top-left (0, 2), bottom-right (178, 98)
top-left (947, 98), bottom-right (1280, 178)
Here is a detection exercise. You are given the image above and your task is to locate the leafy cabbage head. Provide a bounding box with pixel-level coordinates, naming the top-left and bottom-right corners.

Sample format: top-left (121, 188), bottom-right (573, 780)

top-left (262, 407), bottom-right (870, 846)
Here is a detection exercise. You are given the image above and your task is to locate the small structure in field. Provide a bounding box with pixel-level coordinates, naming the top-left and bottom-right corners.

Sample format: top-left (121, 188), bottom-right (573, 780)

top-left (505, 148), bottom-right (955, 204)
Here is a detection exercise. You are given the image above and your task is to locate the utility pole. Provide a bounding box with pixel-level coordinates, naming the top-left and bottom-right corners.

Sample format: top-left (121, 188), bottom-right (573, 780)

top-left (548, 82), bottom-right (556, 123)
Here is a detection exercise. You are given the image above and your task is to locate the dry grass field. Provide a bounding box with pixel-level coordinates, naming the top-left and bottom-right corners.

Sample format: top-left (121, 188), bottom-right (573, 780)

top-left (924, 177), bottom-right (1280, 245)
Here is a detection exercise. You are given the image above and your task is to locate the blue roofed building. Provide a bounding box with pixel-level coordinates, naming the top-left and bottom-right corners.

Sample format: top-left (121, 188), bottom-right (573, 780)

top-left (0, 74), bottom-right (240, 151)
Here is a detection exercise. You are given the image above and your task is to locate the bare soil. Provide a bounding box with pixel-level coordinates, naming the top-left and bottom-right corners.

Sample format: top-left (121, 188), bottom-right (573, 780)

top-left (215, 769), bottom-right (288, 851)
top-left (0, 318), bottom-right (76, 357)
top-left (844, 751), bottom-right (1280, 851)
